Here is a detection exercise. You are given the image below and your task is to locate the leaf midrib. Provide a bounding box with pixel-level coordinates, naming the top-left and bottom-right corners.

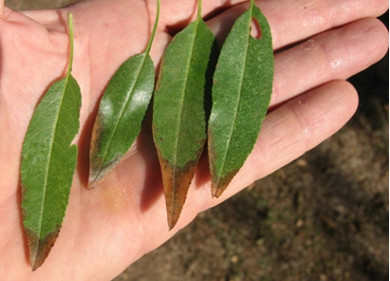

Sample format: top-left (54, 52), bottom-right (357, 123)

top-left (94, 54), bottom-right (147, 180)
top-left (215, 12), bottom-right (252, 186)
top-left (38, 74), bottom-right (73, 242)
top-left (171, 21), bottom-right (201, 167)
top-left (169, 19), bottom-right (202, 215)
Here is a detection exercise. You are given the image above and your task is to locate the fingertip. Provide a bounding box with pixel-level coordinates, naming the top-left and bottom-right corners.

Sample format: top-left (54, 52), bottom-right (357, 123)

top-left (357, 17), bottom-right (389, 62)
top-left (301, 80), bottom-right (359, 136)
top-left (372, 17), bottom-right (389, 59)
top-left (374, 0), bottom-right (389, 15)
top-left (251, 80), bottom-right (360, 182)
top-left (324, 80), bottom-right (359, 121)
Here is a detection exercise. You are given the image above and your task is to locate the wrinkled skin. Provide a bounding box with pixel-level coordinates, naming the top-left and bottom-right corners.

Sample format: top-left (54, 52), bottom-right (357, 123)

top-left (0, 0), bottom-right (388, 279)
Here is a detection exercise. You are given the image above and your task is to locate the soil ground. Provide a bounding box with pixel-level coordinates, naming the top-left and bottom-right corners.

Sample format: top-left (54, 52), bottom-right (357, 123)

top-left (6, 1), bottom-right (389, 280)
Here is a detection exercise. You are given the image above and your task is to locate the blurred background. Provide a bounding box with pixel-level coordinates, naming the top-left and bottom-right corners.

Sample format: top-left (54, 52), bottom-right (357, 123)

top-left (5, 0), bottom-right (388, 280)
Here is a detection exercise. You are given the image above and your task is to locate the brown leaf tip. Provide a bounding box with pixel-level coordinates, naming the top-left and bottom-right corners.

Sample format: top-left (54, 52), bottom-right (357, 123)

top-left (88, 167), bottom-right (103, 188)
top-left (211, 184), bottom-right (225, 198)
top-left (211, 169), bottom-right (238, 198)
top-left (88, 157), bottom-right (120, 188)
top-left (158, 157), bottom-right (197, 230)
top-left (167, 210), bottom-right (180, 231)
top-left (25, 228), bottom-right (60, 271)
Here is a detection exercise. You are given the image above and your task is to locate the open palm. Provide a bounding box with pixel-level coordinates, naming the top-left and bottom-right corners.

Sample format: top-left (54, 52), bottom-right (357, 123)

top-left (0, 0), bottom-right (388, 280)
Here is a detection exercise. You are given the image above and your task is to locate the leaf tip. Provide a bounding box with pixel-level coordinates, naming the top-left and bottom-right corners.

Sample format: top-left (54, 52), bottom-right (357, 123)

top-left (159, 158), bottom-right (196, 230)
top-left (164, 180), bottom-right (189, 231)
top-left (88, 165), bottom-right (109, 188)
top-left (87, 169), bottom-right (101, 189)
top-left (24, 228), bottom-right (60, 271)
top-left (88, 114), bottom-right (121, 188)
top-left (211, 183), bottom-right (226, 198)
top-left (210, 170), bottom-right (238, 198)
top-left (87, 179), bottom-right (97, 190)
top-left (88, 158), bottom-right (119, 188)
top-left (167, 211), bottom-right (180, 230)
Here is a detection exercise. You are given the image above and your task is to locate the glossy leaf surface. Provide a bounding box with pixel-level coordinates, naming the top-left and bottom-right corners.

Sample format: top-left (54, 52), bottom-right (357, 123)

top-left (152, 6), bottom-right (217, 229)
top-left (21, 13), bottom-right (81, 270)
top-left (88, 0), bottom-right (160, 185)
top-left (89, 54), bottom-right (155, 184)
top-left (208, 2), bottom-right (274, 198)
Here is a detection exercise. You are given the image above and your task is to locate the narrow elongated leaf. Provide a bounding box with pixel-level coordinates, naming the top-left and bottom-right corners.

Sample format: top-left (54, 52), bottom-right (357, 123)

top-left (89, 0), bottom-right (160, 186)
top-left (152, 0), bottom-right (217, 229)
top-left (21, 13), bottom-right (81, 270)
top-left (89, 54), bottom-right (155, 184)
top-left (208, 1), bottom-right (274, 198)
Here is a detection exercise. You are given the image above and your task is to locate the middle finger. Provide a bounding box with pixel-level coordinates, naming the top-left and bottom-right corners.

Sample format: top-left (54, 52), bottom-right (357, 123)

top-left (270, 17), bottom-right (388, 107)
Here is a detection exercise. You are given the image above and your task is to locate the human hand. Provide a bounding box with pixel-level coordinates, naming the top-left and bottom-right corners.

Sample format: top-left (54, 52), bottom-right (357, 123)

top-left (0, 0), bottom-right (388, 280)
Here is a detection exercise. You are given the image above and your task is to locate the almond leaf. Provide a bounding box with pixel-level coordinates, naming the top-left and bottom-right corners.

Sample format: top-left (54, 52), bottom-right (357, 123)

top-left (21, 13), bottom-right (81, 270)
top-left (152, 0), bottom-right (217, 229)
top-left (208, 1), bottom-right (274, 198)
top-left (89, 0), bottom-right (160, 186)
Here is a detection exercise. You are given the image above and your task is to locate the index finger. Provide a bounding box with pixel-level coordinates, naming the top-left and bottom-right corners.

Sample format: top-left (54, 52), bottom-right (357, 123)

top-left (204, 0), bottom-right (388, 50)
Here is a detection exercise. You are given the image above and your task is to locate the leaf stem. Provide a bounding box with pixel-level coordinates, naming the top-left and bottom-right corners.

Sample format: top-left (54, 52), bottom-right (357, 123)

top-left (145, 0), bottom-right (160, 55)
top-left (197, 0), bottom-right (202, 20)
top-left (67, 12), bottom-right (74, 77)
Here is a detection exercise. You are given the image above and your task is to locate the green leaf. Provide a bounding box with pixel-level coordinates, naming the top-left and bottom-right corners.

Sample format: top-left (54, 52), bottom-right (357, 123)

top-left (152, 0), bottom-right (217, 229)
top-left (89, 0), bottom-right (160, 185)
top-left (207, 1), bottom-right (274, 198)
top-left (21, 13), bottom-right (81, 270)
